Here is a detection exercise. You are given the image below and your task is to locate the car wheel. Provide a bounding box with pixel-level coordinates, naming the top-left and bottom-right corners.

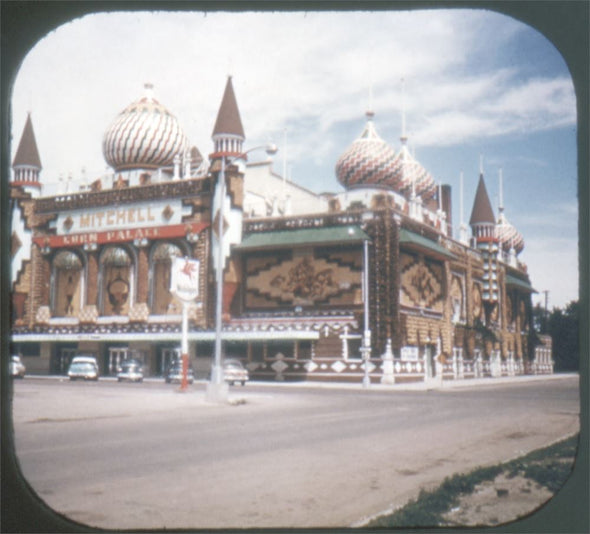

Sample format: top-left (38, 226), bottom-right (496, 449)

top-left (117, 377), bottom-right (122, 382)
top-left (241, 381), bottom-right (246, 386)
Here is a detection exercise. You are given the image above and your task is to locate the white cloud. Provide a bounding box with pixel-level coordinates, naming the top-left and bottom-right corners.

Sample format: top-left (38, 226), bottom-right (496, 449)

top-left (11, 10), bottom-right (575, 182)
top-left (522, 235), bottom-right (579, 309)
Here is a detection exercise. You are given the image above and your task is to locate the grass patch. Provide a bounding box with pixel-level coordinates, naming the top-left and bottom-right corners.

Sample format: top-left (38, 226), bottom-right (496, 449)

top-left (366, 434), bottom-right (578, 528)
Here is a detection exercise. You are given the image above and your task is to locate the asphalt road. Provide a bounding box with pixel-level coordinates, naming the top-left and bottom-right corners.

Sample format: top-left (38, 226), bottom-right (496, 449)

top-left (9, 376), bottom-right (580, 529)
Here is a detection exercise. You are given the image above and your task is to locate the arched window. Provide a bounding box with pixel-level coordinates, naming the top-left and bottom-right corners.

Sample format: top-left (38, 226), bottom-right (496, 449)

top-left (100, 246), bottom-right (133, 316)
top-left (151, 242), bottom-right (183, 314)
top-left (52, 250), bottom-right (84, 317)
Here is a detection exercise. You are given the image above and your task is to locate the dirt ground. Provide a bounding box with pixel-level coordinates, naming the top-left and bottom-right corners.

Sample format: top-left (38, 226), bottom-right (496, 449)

top-left (441, 472), bottom-right (555, 527)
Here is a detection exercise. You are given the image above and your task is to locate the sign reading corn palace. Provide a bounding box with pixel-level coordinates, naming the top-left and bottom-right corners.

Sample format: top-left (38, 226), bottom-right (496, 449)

top-left (10, 78), bottom-right (553, 382)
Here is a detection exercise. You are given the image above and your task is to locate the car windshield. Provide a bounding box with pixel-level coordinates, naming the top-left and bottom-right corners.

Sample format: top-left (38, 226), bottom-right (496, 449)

top-left (72, 357), bottom-right (96, 364)
top-left (121, 362), bottom-right (141, 370)
top-left (70, 363), bottom-right (95, 372)
top-left (225, 361), bottom-right (243, 369)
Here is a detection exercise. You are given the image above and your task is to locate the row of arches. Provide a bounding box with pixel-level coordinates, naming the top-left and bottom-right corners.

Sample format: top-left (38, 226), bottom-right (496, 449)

top-left (51, 241), bottom-right (192, 317)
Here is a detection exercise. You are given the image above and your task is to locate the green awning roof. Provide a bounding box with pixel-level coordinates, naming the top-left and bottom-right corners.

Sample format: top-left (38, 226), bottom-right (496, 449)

top-left (399, 228), bottom-right (456, 260)
top-left (237, 225), bottom-right (369, 250)
top-left (506, 273), bottom-right (537, 293)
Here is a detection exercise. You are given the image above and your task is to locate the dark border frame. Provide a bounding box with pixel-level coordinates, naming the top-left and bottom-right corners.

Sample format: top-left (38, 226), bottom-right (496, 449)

top-left (2, 2), bottom-right (588, 533)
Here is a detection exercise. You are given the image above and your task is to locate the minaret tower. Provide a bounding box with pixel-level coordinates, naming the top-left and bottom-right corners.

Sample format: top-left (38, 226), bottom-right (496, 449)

top-left (12, 113), bottom-right (42, 197)
top-left (399, 79), bottom-right (423, 221)
top-left (469, 160), bottom-right (499, 304)
top-left (209, 76), bottom-right (247, 318)
top-left (458, 172), bottom-right (470, 244)
top-left (210, 76), bottom-right (245, 160)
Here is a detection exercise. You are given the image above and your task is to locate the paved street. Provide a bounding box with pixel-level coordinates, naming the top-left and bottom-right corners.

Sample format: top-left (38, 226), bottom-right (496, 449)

top-left (10, 375), bottom-right (580, 529)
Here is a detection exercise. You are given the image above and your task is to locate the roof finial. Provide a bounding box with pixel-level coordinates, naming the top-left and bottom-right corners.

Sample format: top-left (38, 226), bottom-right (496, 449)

top-left (367, 83), bottom-right (374, 119)
top-left (479, 154), bottom-right (484, 175)
top-left (498, 168), bottom-right (504, 214)
top-left (144, 82), bottom-right (155, 101)
top-left (400, 77), bottom-right (407, 145)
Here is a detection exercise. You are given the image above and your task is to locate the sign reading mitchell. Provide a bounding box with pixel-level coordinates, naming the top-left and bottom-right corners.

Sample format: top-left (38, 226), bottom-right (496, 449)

top-left (53, 199), bottom-right (189, 234)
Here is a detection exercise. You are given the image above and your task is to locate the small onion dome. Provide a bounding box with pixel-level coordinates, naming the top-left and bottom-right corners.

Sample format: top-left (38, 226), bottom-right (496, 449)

top-left (335, 111), bottom-right (399, 190)
top-left (102, 84), bottom-right (189, 171)
top-left (390, 144), bottom-right (437, 201)
top-left (496, 215), bottom-right (525, 254)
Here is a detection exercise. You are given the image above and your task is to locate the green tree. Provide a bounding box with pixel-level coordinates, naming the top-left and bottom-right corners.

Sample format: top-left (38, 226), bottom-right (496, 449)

top-left (548, 301), bottom-right (579, 372)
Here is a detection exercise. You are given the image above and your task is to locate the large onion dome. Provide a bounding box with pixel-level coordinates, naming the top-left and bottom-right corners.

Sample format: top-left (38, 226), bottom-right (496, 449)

top-left (496, 214), bottom-right (525, 254)
top-left (391, 144), bottom-right (437, 201)
top-left (102, 84), bottom-right (188, 172)
top-left (335, 111), bottom-right (399, 190)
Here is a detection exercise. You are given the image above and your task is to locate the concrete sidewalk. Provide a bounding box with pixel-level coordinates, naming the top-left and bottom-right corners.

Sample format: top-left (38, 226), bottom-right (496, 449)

top-left (24, 372), bottom-right (578, 391)
top-left (248, 372), bottom-right (578, 391)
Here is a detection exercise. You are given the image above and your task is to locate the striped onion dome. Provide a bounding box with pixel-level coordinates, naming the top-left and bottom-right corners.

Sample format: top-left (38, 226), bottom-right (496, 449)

top-left (335, 111), bottom-right (399, 190)
top-left (496, 214), bottom-right (525, 254)
top-left (102, 84), bottom-right (188, 172)
top-left (390, 144), bottom-right (437, 201)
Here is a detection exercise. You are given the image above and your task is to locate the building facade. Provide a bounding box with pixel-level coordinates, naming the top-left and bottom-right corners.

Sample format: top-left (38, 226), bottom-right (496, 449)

top-left (9, 77), bottom-right (553, 382)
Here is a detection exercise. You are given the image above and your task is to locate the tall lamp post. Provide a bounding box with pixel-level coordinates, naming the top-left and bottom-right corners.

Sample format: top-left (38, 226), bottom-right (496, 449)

top-left (361, 237), bottom-right (372, 388)
top-left (207, 143), bottom-right (278, 403)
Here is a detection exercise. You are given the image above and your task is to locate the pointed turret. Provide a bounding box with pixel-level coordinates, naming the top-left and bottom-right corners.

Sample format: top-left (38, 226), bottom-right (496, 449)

top-left (210, 76), bottom-right (245, 159)
top-left (469, 168), bottom-right (499, 304)
top-left (12, 113), bottom-right (42, 195)
top-left (469, 173), bottom-right (495, 229)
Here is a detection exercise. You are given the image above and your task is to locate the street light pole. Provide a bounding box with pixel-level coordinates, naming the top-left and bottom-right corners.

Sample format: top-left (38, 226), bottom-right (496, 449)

top-left (361, 237), bottom-right (371, 388)
top-left (211, 155), bottom-right (226, 389)
top-left (207, 144), bottom-right (278, 403)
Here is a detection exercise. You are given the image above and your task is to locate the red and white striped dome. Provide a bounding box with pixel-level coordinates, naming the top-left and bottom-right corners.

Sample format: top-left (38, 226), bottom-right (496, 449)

top-left (496, 216), bottom-right (525, 254)
top-left (390, 145), bottom-right (437, 201)
top-left (335, 112), bottom-right (437, 201)
top-left (102, 84), bottom-right (188, 172)
top-left (335, 112), bottom-right (399, 190)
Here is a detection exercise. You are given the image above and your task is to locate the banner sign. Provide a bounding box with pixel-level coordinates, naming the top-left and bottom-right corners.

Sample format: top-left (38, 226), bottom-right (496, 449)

top-left (33, 222), bottom-right (208, 249)
top-left (170, 257), bottom-right (200, 302)
top-left (53, 199), bottom-right (187, 234)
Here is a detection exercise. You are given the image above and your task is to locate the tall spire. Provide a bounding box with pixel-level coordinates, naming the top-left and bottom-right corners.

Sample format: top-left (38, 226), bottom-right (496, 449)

top-left (400, 78), bottom-right (407, 146)
top-left (211, 76), bottom-right (245, 159)
top-left (12, 113), bottom-right (42, 193)
top-left (458, 171), bottom-right (470, 244)
top-left (13, 113), bottom-right (42, 169)
top-left (498, 168), bottom-right (505, 220)
top-left (469, 172), bottom-right (495, 227)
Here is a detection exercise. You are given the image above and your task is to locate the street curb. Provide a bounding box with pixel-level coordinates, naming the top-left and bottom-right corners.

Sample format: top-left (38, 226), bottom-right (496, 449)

top-left (20, 373), bottom-right (579, 392)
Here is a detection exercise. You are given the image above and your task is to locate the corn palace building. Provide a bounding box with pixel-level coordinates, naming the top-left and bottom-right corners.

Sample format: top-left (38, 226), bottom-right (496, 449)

top-left (9, 77), bottom-right (553, 383)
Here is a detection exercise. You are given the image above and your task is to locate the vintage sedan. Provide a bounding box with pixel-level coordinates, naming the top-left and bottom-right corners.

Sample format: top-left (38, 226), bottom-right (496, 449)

top-left (165, 361), bottom-right (195, 384)
top-left (68, 355), bottom-right (99, 381)
top-left (10, 355), bottom-right (26, 379)
top-left (116, 359), bottom-right (144, 382)
top-left (223, 359), bottom-right (249, 386)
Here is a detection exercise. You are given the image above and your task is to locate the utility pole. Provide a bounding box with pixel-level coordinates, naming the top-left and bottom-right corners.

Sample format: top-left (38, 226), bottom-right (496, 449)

top-left (542, 290), bottom-right (549, 333)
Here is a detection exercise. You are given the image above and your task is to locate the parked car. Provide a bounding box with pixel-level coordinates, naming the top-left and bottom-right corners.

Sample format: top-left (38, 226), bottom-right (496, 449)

top-left (10, 355), bottom-right (26, 379)
top-left (116, 359), bottom-right (144, 382)
top-left (165, 360), bottom-right (195, 384)
top-left (68, 355), bottom-right (99, 381)
top-left (222, 359), bottom-right (249, 386)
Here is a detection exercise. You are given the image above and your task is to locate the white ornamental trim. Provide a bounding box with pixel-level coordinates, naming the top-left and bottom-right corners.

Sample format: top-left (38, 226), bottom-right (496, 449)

top-left (331, 360), bottom-right (347, 373)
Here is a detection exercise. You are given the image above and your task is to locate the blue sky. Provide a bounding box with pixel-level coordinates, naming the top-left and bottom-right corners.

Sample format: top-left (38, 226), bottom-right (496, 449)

top-left (10, 9), bottom-right (578, 308)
